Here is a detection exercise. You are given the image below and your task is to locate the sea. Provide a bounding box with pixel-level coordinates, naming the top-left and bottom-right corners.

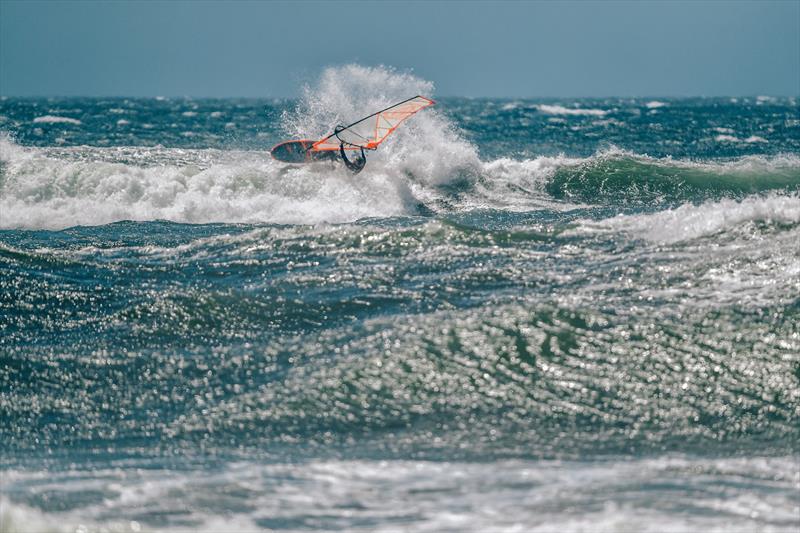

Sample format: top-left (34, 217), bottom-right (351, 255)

top-left (1, 66), bottom-right (799, 532)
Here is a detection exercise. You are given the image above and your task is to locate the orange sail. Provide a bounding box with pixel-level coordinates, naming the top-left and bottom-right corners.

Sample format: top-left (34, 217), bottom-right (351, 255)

top-left (311, 96), bottom-right (435, 152)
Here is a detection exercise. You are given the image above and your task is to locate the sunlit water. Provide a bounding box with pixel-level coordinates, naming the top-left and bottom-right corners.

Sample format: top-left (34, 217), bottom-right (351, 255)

top-left (1, 66), bottom-right (799, 532)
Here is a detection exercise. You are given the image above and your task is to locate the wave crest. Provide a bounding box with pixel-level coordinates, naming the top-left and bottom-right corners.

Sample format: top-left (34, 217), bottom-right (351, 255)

top-left (576, 193), bottom-right (800, 243)
top-left (546, 149), bottom-right (800, 205)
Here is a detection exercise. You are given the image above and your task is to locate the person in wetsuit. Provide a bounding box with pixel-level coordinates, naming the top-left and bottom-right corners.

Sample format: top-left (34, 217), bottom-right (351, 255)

top-left (339, 143), bottom-right (367, 174)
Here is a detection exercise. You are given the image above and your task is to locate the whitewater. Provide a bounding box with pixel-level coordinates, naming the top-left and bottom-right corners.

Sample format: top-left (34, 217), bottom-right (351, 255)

top-left (1, 66), bottom-right (799, 532)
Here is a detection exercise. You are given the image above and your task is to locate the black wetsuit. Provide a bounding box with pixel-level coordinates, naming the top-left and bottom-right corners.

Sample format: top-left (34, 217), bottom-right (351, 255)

top-left (340, 144), bottom-right (367, 174)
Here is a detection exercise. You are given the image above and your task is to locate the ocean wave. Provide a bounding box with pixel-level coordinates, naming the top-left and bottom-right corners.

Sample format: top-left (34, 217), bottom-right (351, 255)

top-left (32, 116), bottom-right (82, 125)
top-left (0, 138), bottom-right (422, 229)
top-left (715, 134), bottom-right (768, 144)
top-left (3, 209), bottom-right (798, 462)
top-left (3, 136), bottom-right (799, 229)
top-left (577, 193), bottom-right (800, 243)
top-left (564, 193), bottom-right (800, 307)
top-left (535, 104), bottom-right (608, 116)
top-left (545, 149), bottom-right (800, 205)
top-left (4, 242), bottom-right (797, 456)
top-left (2, 456), bottom-right (797, 533)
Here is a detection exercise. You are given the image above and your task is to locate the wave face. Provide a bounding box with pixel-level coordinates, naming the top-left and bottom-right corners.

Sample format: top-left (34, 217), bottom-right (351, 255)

top-left (1, 66), bottom-right (799, 532)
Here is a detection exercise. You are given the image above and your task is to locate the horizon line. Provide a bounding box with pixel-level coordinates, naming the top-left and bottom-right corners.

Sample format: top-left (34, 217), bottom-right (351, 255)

top-left (2, 94), bottom-right (799, 100)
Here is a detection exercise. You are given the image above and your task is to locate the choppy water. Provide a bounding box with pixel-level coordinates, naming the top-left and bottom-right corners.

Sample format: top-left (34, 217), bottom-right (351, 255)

top-left (1, 66), bottom-right (799, 532)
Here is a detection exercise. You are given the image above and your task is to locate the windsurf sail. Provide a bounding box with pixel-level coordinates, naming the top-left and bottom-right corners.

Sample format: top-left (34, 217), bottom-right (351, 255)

top-left (311, 96), bottom-right (435, 152)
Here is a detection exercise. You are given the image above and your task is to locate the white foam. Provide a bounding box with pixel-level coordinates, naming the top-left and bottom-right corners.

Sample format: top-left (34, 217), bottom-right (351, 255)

top-left (582, 194), bottom-right (800, 243)
top-left (0, 498), bottom-right (67, 533)
top-left (715, 134), bottom-right (740, 143)
top-left (116, 119), bottom-right (130, 126)
top-left (32, 116), bottom-right (81, 125)
top-left (1, 456), bottom-right (796, 533)
top-left (715, 134), bottom-right (769, 144)
top-left (645, 100), bottom-right (667, 109)
top-left (535, 104), bottom-right (608, 117)
top-left (0, 139), bottom-right (424, 229)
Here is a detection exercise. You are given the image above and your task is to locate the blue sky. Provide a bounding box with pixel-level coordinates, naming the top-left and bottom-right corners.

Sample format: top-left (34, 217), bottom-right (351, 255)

top-left (1, 0), bottom-right (798, 97)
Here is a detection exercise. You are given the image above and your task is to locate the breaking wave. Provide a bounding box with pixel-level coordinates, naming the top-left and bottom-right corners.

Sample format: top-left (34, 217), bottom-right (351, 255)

top-left (2, 456), bottom-right (798, 533)
top-left (0, 137), bottom-right (420, 229)
top-left (545, 149), bottom-right (800, 205)
top-left (578, 193), bottom-right (800, 243)
top-left (1, 65), bottom-right (798, 229)
top-left (2, 136), bottom-right (799, 229)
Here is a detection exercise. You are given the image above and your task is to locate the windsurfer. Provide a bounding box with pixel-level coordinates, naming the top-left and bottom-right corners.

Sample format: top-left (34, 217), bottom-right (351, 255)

top-left (340, 143), bottom-right (367, 174)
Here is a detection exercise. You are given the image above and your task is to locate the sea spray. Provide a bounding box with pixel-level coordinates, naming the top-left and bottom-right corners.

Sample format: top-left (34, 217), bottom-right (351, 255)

top-left (282, 64), bottom-right (482, 186)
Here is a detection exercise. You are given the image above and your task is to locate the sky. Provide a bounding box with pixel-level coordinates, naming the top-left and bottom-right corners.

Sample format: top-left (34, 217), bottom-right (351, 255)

top-left (1, 0), bottom-right (798, 98)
